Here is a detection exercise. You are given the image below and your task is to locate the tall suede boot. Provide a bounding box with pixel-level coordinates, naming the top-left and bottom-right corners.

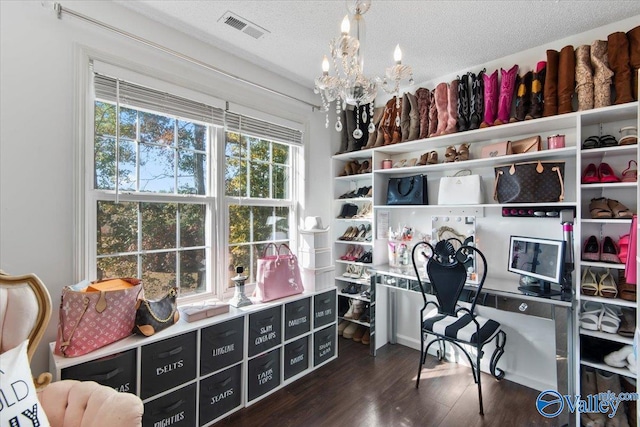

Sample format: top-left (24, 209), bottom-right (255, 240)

top-left (511, 71), bottom-right (532, 122)
top-left (444, 79), bottom-right (458, 134)
top-left (345, 105), bottom-right (358, 152)
top-left (433, 82), bottom-right (449, 136)
top-left (620, 376), bottom-right (637, 427)
top-left (407, 92), bottom-right (420, 141)
top-left (543, 49), bottom-right (559, 117)
top-left (469, 70), bottom-right (484, 130)
top-left (363, 106), bottom-right (384, 150)
top-left (627, 25), bottom-right (640, 101)
top-left (457, 74), bottom-right (470, 132)
top-left (416, 88), bottom-right (431, 139)
top-left (494, 64), bottom-right (518, 125)
top-left (428, 88), bottom-right (438, 137)
top-left (335, 110), bottom-right (348, 155)
top-left (480, 69), bottom-right (498, 128)
top-left (575, 45), bottom-right (594, 111)
top-left (400, 93), bottom-right (411, 142)
top-left (608, 31), bottom-right (634, 104)
top-left (526, 62), bottom-right (546, 120)
top-left (580, 367), bottom-right (606, 427)
top-left (379, 97), bottom-right (396, 146)
top-left (390, 97), bottom-right (402, 144)
top-left (595, 370), bottom-right (630, 427)
top-left (591, 40), bottom-right (614, 108)
top-left (557, 45), bottom-right (576, 114)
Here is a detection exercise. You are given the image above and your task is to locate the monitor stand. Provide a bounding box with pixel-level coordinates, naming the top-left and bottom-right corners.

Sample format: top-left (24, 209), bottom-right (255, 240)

top-left (518, 277), bottom-right (563, 297)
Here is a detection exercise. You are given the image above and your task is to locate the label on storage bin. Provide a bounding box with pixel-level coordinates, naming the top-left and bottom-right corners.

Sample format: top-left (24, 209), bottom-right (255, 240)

top-left (315, 308), bottom-right (332, 320)
top-left (255, 324), bottom-right (277, 346)
top-left (318, 340), bottom-right (333, 359)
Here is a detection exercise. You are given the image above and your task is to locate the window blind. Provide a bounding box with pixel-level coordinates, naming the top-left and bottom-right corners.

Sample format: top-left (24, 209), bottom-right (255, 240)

top-left (225, 111), bottom-right (303, 146)
top-left (94, 74), bottom-right (225, 126)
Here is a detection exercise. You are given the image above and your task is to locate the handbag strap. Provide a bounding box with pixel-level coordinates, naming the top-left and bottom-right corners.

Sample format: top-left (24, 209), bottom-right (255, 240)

top-left (142, 288), bottom-right (178, 323)
top-left (58, 295), bottom-right (90, 356)
top-left (396, 176), bottom-right (416, 196)
top-left (493, 170), bottom-right (504, 201)
top-left (261, 242), bottom-right (280, 257)
top-left (552, 165), bottom-right (565, 201)
top-left (453, 169), bottom-right (472, 177)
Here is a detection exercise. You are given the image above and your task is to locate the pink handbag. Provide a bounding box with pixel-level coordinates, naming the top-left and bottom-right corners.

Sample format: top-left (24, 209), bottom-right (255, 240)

top-left (255, 243), bottom-right (304, 302)
top-left (55, 278), bottom-right (143, 357)
top-left (625, 215), bottom-right (637, 284)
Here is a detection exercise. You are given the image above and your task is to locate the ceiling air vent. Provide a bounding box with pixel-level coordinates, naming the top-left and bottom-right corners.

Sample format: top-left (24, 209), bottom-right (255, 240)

top-left (219, 11), bottom-right (270, 40)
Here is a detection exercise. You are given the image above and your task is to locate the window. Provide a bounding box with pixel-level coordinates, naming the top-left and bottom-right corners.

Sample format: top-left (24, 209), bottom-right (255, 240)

top-left (87, 69), bottom-right (303, 301)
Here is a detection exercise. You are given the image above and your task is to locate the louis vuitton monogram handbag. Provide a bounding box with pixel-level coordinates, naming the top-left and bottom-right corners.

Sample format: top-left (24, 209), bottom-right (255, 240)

top-left (493, 160), bottom-right (565, 204)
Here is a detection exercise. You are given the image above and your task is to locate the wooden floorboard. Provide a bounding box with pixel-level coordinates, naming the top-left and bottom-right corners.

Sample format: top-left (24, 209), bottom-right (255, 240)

top-left (214, 337), bottom-right (558, 427)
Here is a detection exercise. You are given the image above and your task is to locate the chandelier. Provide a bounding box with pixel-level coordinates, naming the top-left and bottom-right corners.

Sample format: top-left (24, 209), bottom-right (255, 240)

top-left (314, 0), bottom-right (414, 139)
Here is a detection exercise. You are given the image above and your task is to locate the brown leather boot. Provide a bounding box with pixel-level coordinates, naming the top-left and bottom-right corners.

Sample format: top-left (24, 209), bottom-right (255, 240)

top-left (380, 97), bottom-right (397, 146)
top-left (627, 25), bottom-right (640, 101)
top-left (525, 62), bottom-right (545, 120)
top-left (511, 71), bottom-right (532, 122)
top-left (400, 93), bottom-right (410, 142)
top-left (575, 45), bottom-right (594, 111)
top-left (543, 49), bottom-right (559, 117)
top-left (363, 106), bottom-right (384, 150)
top-left (591, 40), bottom-right (614, 108)
top-left (444, 79), bottom-right (458, 134)
top-left (415, 88), bottom-right (431, 139)
top-left (558, 45), bottom-right (576, 114)
top-left (608, 31), bottom-right (634, 104)
top-left (428, 88), bottom-right (438, 137)
top-left (433, 82), bottom-right (449, 136)
top-left (407, 92), bottom-right (420, 141)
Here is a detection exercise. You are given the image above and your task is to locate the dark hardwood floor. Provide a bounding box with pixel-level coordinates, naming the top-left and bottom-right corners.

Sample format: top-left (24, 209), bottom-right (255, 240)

top-left (215, 337), bottom-right (557, 427)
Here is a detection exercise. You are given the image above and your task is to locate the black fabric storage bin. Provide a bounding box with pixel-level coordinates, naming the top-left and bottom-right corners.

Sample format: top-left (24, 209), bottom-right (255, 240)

top-left (199, 364), bottom-right (242, 425)
top-left (313, 290), bottom-right (336, 328)
top-left (314, 324), bottom-right (336, 366)
top-left (247, 348), bottom-right (281, 401)
top-left (284, 298), bottom-right (310, 340)
top-left (143, 383), bottom-right (196, 427)
top-left (61, 349), bottom-right (136, 394)
top-left (284, 337), bottom-right (309, 380)
top-left (248, 306), bottom-right (281, 357)
top-left (141, 331), bottom-right (197, 399)
top-left (201, 317), bottom-right (244, 375)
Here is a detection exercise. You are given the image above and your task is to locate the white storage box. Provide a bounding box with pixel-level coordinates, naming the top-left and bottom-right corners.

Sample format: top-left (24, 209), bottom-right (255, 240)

top-left (299, 230), bottom-right (330, 251)
top-left (299, 248), bottom-right (332, 269)
top-left (301, 266), bottom-right (335, 292)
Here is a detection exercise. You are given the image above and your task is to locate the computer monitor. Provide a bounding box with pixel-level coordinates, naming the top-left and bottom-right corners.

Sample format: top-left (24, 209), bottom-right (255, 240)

top-left (508, 236), bottom-right (565, 297)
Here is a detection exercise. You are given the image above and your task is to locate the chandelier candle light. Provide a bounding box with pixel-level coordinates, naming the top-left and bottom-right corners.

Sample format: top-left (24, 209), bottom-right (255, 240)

top-left (314, 0), bottom-right (414, 139)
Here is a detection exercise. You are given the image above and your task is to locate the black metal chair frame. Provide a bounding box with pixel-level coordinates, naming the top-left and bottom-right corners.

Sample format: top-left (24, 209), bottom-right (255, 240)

top-left (411, 240), bottom-right (506, 415)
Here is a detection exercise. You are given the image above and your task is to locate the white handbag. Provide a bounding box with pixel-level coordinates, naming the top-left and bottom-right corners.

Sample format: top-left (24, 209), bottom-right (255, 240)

top-left (438, 170), bottom-right (483, 205)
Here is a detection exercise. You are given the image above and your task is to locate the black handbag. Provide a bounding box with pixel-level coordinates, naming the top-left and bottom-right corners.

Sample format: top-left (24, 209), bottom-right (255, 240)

top-left (133, 287), bottom-right (180, 336)
top-left (493, 161), bottom-right (565, 204)
top-left (387, 174), bottom-right (428, 205)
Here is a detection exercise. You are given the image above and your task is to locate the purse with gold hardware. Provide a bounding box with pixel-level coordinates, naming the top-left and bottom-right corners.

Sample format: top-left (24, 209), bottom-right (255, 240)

top-left (480, 140), bottom-right (513, 158)
top-left (493, 160), bottom-right (565, 203)
top-left (133, 287), bottom-right (180, 336)
top-left (510, 135), bottom-right (542, 154)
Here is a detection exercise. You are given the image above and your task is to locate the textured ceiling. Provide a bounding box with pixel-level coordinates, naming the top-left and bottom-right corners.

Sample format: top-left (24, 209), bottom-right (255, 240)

top-left (117, 1), bottom-right (640, 90)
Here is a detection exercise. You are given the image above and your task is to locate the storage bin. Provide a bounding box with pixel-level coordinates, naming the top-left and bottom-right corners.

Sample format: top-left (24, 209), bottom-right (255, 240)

top-left (140, 331), bottom-right (197, 399)
top-left (314, 324), bottom-right (336, 366)
top-left (199, 364), bottom-right (242, 425)
top-left (284, 298), bottom-right (311, 340)
top-left (299, 248), bottom-right (332, 268)
top-left (248, 306), bottom-right (282, 357)
top-left (313, 289), bottom-right (336, 328)
top-left (143, 383), bottom-right (196, 427)
top-left (301, 266), bottom-right (335, 291)
top-left (284, 337), bottom-right (309, 380)
top-left (61, 349), bottom-right (136, 394)
top-left (200, 316), bottom-right (244, 375)
top-left (299, 230), bottom-right (330, 251)
top-left (247, 348), bottom-right (281, 401)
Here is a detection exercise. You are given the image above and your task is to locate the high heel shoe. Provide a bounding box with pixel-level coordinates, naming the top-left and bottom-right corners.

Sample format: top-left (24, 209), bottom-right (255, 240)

top-left (340, 245), bottom-right (355, 260)
top-left (339, 226), bottom-right (355, 241)
top-left (582, 235), bottom-right (600, 261)
top-left (621, 160), bottom-right (638, 182)
top-left (455, 143), bottom-right (470, 161)
top-left (444, 146), bottom-right (457, 163)
top-left (427, 151), bottom-right (438, 164)
top-left (601, 236), bottom-right (620, 263)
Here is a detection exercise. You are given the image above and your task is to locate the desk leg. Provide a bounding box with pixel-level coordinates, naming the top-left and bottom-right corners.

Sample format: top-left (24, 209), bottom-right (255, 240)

top-left (389, 287), bottom-right (397, 344)
top-left (554, 304), bottom-right (575, 427)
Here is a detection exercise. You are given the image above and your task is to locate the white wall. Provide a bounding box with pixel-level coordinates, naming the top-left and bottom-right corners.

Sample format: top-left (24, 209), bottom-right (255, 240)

top-left (0, 1), bottom-right (332, 375)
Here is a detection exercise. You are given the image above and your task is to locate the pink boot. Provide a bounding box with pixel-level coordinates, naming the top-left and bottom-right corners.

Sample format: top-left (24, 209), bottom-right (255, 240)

top-left (480, 70), bottom-right (498, 128)
top-left (444, 79), bottom-right (458, 134)
top-left (494, 64), bottom-right (519, 125)
top-left (433, 82), bottom-right (449, 136)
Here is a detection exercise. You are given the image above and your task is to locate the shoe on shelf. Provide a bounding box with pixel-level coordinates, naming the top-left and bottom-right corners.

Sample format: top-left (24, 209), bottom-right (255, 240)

top-left (618, 308), bottom-right (636, 338)
top-left (579, 301), bottom-right (603, 331)
top-left (337, 320), bottom-right (349, 336)
top-left (582, 235), bottom-right (600, 261)
top-left (352, 325), bottom-right (367, 342)
top-left (621, 160), bottom-right (637, 182)
top-left (581, 163), bottom-right (599, 184)
top-left (600, 238), bottom-right (620, 264)
top-left (589, 197), bottom-right (613, 219)
top-left (627, 351), bottom-right (637, 373)
top-left (597, 162), bottom-right (621, 183)
top-left (580, 267), bottom-right (598, 296)
top-left (599, 304), bottom-right (622, 333)
top-left (344, 300), bottom-right (364, 320)
top-left (619, 126), bottom-right (637, 146)
top-left (342, 322), bottom-right (358, 339)
top-left (607, 199), bottom-right (634, 219)
top-left (597, 268), bottom-right (618, 298)
top-left (340, 245), bottom-right (355, 260)
top-left (604, 345), bottom-right (633, 368)
top-left (361, 329), bottom-right (370, 345)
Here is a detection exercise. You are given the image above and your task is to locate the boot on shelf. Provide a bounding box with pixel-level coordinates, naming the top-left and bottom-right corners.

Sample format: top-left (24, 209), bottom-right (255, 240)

top-left (543, 49), bottom-right (559, 117)
top-left (608, 31), bottom-right (634, 104)
top-left (345, 105), bottom-right (359, 152)
top-left (627, 25), bottom-right (640, 101)
top-left (415, 88), bottom-right (431, 139)
top-left (457, 74), bottom-right (470, 132)
top-left (595, 370), bottom-right (630, 427)
top-left (591, 39), bottom-right (614, 108)
top-left (335, 110), bottom-right (349, 155)
top-left (580, 367), bottom-right (606, 427)
top-left (432, 82), bottom-right (449, 136)
top-left (575, 44), bottom-right (594, 111)
top-left (480, 69), bottom-right (498, 128)
top-left (444, 79), bottom-right (458, 134)
top-left (400, 93), bottom-right (411, 142)
top-left (526, 62), bottom-right (546, 120)
top-left (407, 92), bottom-right (420, 141)
top-left (511, 70), bottom-right (532, 122)
top-left (428, 88), bottom-right (438, 137)
top-left (363, 106), bottom-right (384, 150)
top-left (375, 98), bottom-right (394, 147)
top-left (558, 45), bottom-right (576, 114)
top-left (494, 64), bottom-right (518, 125)
top-left (469, 69), bottom-right (484, 130)
top-left (620, 376), bottom-right (637, 427)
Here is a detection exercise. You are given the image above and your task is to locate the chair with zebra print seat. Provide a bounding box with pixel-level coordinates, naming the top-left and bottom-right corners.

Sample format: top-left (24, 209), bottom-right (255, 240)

top-left (411, 239), bottom-right (506, 415)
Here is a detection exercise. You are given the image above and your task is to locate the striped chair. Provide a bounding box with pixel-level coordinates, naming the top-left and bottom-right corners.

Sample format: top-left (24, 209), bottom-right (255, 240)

top-left (411, 240), bottom-right (506, 415)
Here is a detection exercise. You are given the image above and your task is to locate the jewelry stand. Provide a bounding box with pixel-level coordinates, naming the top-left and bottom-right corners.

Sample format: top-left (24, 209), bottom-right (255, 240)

top-left (229, 266), bottom-right (252, 308)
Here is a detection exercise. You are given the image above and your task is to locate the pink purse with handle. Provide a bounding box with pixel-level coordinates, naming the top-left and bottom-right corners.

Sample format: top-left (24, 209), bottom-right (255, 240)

top-left (625, 215), bottom-right (637, 284)
top-left (256, 243), bottom-right (304, 302)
